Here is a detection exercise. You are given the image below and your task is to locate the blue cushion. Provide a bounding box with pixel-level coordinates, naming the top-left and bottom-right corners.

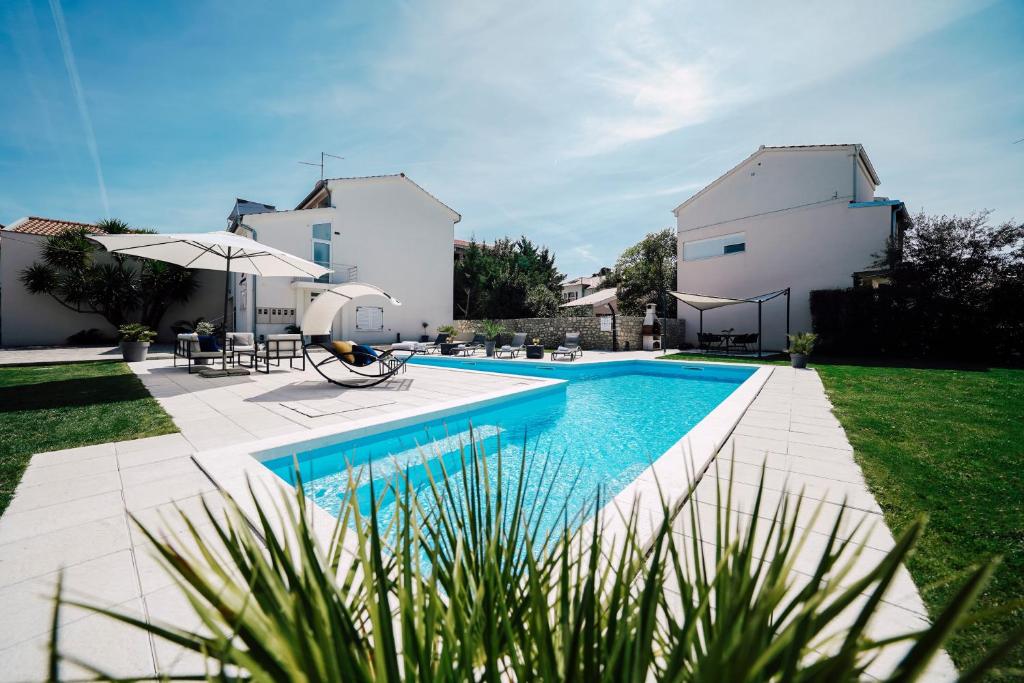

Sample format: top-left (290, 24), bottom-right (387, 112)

top-left (198, 334), bottom-right (220, 352)
top-left (352, 344), bottom-right (377, 367)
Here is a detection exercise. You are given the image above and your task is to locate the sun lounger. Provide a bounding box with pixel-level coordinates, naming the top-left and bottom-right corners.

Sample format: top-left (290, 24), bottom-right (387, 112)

top-left (495, 332), bottom-right (527, 358)
top-left (304, 339), bottom-right (413, 388)
top-left (550, 332), bottom-right (582, 361)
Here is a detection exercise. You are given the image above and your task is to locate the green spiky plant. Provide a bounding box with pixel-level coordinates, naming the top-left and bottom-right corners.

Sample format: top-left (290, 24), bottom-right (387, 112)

top-left (49, 435), bottom-right (1023, 681)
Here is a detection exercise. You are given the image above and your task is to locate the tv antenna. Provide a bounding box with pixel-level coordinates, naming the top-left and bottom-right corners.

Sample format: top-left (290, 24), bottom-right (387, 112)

top-left (299, 152), bottom-right (345, 180)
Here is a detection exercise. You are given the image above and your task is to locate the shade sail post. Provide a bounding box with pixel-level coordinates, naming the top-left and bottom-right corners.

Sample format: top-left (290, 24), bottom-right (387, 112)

top-left (758, 300), bottom-right (763, 358)
top-left (609, 302), bottom-right (618, 352)
top-left (785, 287), bottom-right (791, 350)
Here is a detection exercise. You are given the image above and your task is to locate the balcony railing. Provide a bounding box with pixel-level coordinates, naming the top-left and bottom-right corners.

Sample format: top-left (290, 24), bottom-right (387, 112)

top-left (314, 262), bottom-right (358, 285)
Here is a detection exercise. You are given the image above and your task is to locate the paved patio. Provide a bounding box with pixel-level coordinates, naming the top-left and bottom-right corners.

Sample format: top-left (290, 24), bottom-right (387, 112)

top-left (0, 350), bottom-right (955, 680)
top-left (0, 344), bottom-right (174, 367)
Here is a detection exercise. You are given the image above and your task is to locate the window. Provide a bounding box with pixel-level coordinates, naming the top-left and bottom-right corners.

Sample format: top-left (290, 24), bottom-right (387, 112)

top-left (355, 306), bottom-right (384, 331)
top-left (312, 223), bottom-right (331, 282)
top-left (682, 232), bottom-right (746, 261)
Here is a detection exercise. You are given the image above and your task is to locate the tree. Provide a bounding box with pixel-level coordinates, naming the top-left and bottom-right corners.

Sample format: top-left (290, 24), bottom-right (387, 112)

top-left (890, 211), bottom-right (1024, 357)
top-left (453, 240), bottom-right (493, 319)
top-left (611, 228), bottom-right (677, 316)
top-left (20, 222), bottom-right (198, 333)
top-left (813, 211), bottom-right (1024, 358)
top-left (453, 236), bottom-right (564, 318)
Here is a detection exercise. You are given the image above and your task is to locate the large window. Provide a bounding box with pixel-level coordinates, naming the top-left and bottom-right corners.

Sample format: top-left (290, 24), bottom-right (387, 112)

top-left (312, 223), bottom-right (331, 283)
top-left (682, 232), bottom-right (746, 261)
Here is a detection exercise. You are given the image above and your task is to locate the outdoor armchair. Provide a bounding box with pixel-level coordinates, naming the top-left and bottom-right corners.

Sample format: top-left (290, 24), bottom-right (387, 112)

top-left (253, 334), bottom-right (305, 374)
top-left (174, 333), bottom-right (229, 373)
top-left (226, 332), bottom-right (257, 367)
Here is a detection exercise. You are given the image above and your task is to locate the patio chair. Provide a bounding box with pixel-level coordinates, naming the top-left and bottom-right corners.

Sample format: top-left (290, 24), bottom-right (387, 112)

top-left (174, 333), bottom-right (229, 373)
top-left (698, 332), bottom-right (725, 352)
top-left (303, 338), bottom-right (415, 388)
top-left (495, 332), bottom-right (528, 358)
top-left (550, 332), bottom-right (582, 361)
top-left (226, 332), bottom-right (257, 367)
top-left (732, 333), bottom-right (759, 352)
top-left (253, 334), bottom-right (306, 374)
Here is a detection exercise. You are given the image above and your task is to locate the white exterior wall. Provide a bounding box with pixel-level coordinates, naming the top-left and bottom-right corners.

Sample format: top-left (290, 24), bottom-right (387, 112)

top-left (675, 147), bottom-right (891, 351)
top-left (233, 207), bottom-right (336, 338)
top-left (0, 232), bottom-right (115, 346)
top-left (677, 147), bottom-right (876, 233)
top-left (236, 177), bottom-right (456, 344)
top-left (0, 231), bottom-right (223, 346)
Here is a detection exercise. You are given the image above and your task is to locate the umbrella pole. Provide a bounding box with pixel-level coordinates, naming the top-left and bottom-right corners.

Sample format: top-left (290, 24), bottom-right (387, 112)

top-left (222, 250), bottom-right (231, 370)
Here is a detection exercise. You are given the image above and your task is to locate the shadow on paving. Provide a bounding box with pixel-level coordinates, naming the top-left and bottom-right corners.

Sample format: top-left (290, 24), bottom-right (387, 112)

top-left (0, 373), bottom-right (154, 413)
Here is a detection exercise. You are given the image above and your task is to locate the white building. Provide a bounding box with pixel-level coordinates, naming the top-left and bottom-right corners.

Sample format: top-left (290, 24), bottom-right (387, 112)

top-left (229, 173), bottom-right (460, 344)
top-left (561, 275), bottom-right (603, 302)
top-left (674, 144), bottom-right (909, 350)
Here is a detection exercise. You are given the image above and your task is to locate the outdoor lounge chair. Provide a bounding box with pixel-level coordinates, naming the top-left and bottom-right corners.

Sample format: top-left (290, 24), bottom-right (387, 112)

top-left (303, 339), bottom-right (415, 388)
top-left (253, 334), bottom-right (306, 374)
top-left (732, 333), bottom-right (759, 352)
top-left (392, 333), bottom-right (449, 354)
top-left (461, 333), bottom-right (486, 355)
top-left (550, 332), bottom-right (582, 361)
top-left (495, 332), bottom-right (527, 358)
top-left (421, 332), bottom-right (449, 354)
top-left (174, 333), bottom-right (229, 373)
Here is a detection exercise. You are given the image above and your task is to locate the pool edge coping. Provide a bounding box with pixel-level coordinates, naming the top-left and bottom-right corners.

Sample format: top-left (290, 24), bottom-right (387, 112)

top-left (192, 360), bottom-right (773, 555)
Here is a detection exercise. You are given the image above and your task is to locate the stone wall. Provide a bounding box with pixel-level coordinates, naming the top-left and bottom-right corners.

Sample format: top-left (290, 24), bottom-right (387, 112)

top-left (453, 316), bottom-right (683, 351)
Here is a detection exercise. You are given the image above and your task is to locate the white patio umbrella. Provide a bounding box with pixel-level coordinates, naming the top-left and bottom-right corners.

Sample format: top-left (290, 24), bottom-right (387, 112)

top-left (89, 230), bottom-right (331, 368)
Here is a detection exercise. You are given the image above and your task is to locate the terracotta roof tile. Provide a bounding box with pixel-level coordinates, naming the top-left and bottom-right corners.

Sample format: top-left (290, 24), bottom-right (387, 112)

top-left (6, 216), bottom-right (105, 237)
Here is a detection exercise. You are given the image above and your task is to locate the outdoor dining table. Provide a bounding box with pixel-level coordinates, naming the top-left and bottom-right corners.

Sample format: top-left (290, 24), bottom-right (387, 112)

top-left (719, 331), bottom-right (736, 353)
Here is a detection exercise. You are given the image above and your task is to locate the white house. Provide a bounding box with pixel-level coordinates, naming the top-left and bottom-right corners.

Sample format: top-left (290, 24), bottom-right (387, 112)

top-left (229, 173), bottom-right (460, 344)
top-left (674, 144), bottom-right (909, 350)
top-left (0, 217), bottom-right (222, 346)
top-left (561, 275), bottom-right (603, 303)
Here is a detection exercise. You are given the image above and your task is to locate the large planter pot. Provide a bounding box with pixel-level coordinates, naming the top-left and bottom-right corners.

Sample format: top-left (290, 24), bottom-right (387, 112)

top-left (121, 341), bottom-right (151, 363)
top-left (790, 353), bottom-right (808, 369)
top-left (485, 340), bottom-right (496, 357)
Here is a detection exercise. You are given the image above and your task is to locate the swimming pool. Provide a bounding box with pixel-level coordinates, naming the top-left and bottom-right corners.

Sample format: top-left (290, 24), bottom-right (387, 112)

top-left (262, 359), bottom-right (756, 535)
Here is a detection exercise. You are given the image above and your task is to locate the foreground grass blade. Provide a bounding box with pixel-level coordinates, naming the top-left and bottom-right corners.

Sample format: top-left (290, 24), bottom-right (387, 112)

top-left (48, 435), bottom-right (1021, 682)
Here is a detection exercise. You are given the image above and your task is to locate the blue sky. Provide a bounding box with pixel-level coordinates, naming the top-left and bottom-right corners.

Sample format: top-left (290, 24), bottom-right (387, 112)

top-left (2, 1), bottom-right (1022, 277)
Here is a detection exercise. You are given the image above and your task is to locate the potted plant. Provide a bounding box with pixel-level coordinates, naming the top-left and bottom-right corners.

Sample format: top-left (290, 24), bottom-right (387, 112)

top-left (118, 323), bottom-right (157, 362)
top-left (191, 320), bottom-right (218, 364)
top-left (786, 332), bottom-right (817, 369)
top-left (420, 321), bottom-right (430, 342)
top-left (437, 324), bottom-right (457, 339)
top-left (481, 320), bottom-right (507, 357)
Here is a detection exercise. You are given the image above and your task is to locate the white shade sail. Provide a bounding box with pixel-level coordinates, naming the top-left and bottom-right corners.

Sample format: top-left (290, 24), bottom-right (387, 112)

top-left (670, 289), bottom-right (788, 311)
top-left (301, 282), bottom-right (401, 336)
top-left (89, 231), bottom-right (330, 278)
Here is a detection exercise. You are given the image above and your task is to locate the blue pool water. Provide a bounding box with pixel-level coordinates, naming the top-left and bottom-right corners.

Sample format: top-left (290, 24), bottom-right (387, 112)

top-left (264, 359), bottom-right (753, 533)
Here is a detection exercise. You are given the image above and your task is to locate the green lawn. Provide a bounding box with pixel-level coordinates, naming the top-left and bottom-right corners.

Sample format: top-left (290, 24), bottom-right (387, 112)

top-left (662, 353), bottom-right (1024, 674)
top-left (0, 361), bottom-right (177, 516)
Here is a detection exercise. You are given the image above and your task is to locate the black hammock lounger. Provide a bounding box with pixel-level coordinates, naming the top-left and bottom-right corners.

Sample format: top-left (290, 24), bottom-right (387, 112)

top-left (303, 342), bottom-right (416, 388)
